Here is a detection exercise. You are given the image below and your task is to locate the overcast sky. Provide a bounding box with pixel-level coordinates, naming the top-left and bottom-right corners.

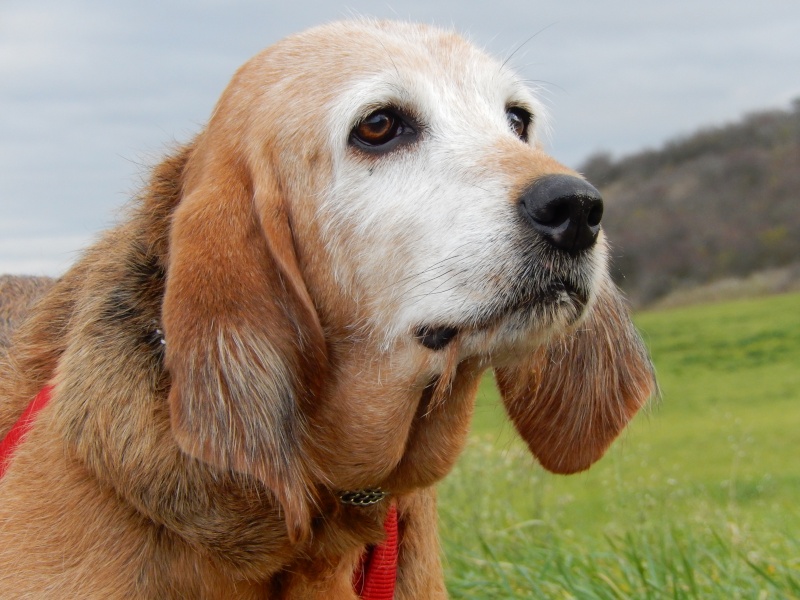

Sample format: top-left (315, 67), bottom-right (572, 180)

top-left (2, 0), bottom-right (798, 275)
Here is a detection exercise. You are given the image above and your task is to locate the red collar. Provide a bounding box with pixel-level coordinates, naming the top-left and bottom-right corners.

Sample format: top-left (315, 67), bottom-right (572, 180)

top-left (0, 386), bottom-right (52, 478)
top-left (1, 386), bottom-right (398, 597)
top-left (354, 500), bottom-right (399, 600)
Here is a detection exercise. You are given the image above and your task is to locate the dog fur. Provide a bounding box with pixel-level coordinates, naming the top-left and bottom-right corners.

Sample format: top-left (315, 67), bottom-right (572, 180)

top-left (0, 275), bottom-right (53, 352)
top-left (0, 20), bottom-right (655, 598)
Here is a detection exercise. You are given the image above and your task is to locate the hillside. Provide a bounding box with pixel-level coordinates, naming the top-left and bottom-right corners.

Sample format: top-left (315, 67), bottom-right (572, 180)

top-left (581, 99), bottom-right (800, 307)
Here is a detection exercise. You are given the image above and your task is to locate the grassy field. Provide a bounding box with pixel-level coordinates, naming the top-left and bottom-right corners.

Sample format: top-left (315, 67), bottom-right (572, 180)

top-left (438, 292), bottom-right (800, 599)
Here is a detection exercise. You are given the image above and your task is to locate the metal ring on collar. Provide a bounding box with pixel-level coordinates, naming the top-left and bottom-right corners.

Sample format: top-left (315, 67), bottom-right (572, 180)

top-left (338, 488), bottom-right (387, 506)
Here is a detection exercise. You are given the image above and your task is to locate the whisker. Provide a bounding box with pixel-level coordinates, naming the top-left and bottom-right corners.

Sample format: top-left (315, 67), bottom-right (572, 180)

top-left (499, 23), bottom-right (558, 72)
top-left (401, 267), bottom-right (461, 296)
top-left (374, 241), bottom-right (475, 295)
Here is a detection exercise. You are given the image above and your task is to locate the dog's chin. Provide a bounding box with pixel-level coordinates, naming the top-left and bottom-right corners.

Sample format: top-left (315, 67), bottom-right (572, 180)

top-left (489, 278), bottom-right (591, 342)
top-left (513, 277), bottom-right (591, 315)
top-left (413, 277), bottom-right (591, 353)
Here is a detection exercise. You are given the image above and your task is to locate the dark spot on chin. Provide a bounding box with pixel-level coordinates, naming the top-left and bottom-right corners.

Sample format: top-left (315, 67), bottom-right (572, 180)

top-left (415, 325), bottom-right (458, 350)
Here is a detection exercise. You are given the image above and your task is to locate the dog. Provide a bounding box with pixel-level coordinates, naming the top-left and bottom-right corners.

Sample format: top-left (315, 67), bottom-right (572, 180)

top-left (0, 20), bottom-right (655, 598)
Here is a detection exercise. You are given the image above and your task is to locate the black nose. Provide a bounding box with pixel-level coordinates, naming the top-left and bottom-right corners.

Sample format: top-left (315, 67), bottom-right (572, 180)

top-left (518, 174), bottom-right (604, 254)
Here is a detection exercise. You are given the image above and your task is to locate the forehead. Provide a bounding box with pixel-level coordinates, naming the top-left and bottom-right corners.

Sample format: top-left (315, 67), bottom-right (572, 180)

top-left (279, 20), bottom-right (535, 118)
top-left (296, 20), bottom-right (501, 77)
top-left (291, 22), bottom-right (537, 158)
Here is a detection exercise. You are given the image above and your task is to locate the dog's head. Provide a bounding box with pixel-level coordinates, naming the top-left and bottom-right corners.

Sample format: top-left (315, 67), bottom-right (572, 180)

top-left (161, 20), bottom-right (655, 539)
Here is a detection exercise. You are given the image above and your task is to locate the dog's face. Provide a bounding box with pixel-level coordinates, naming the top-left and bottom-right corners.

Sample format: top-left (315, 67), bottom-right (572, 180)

top-left (290, 23), bottom-right (601, 354)
top-left (161, 20), bottom-right (654, 538)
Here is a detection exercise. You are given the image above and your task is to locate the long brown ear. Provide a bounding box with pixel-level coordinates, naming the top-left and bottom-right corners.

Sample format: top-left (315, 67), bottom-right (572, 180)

top-left (162, 142), bottom-right (327, 541)
top-left (495, 282), bottom-right (655, 474)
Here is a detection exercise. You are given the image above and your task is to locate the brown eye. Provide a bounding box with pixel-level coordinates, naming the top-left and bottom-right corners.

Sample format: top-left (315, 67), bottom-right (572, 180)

top-left (350, 109), bottom-right (416, 151)
top-left (506, 107), bottom-right (531, 141)
top-left (357, 112), bottom-right (396, 144)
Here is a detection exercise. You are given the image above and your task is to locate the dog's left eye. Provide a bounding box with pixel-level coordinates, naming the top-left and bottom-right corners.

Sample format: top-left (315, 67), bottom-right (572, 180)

top-left (350, 109), bottom-right (415, 151)
top-left (506, 107), bottom-right (531, 141)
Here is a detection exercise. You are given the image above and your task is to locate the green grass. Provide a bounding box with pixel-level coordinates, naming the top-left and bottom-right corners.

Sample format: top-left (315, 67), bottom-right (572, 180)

top-left (439, 292), bottom-right (800, 598)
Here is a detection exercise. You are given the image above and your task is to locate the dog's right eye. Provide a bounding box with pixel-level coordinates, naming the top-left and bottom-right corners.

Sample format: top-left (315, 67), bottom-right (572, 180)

top-left (506, 106), bottom-right (531, 142)
top-left (350, 109), bottom-right (415, 151)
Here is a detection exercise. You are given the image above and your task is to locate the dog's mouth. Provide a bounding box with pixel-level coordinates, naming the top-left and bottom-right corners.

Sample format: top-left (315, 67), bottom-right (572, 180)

top-left (495, 275), bottom-right (591, 327)
top-left (414, 325), bottom-right (459, 350)
top-left (413, 277), bottom-right (589, 351)
top-left (529, 277), bottom-right (590, 309)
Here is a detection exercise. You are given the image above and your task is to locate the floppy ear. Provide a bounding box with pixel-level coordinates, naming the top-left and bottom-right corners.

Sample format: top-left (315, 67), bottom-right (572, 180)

top-left (162, 142), bottom-right (327, 541)
top-left (495, 282), bottom-right (655, 474)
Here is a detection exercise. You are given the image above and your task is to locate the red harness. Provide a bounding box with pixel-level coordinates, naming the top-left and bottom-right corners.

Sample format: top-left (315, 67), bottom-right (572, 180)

top-left (0, 386), bottom-right (398, 598)
top-left (0, 386), bottom-right (52, 478)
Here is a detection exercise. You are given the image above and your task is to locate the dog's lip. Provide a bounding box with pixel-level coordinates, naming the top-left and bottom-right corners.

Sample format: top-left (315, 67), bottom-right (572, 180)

top-left (545, 277), bottom-right (589, 306)
top-left (413, 277), bottom-right (588, 349)
top-left (414, 324), bottom-right (459, 350)
top-left (506, 276), bottom-right (589, 314)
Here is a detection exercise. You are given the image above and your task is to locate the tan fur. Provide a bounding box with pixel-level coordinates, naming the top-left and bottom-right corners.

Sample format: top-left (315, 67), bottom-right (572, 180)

top-left (0, 275), bottom-right (54, 352)
top-left (0, 20), bottom-right (655, 598)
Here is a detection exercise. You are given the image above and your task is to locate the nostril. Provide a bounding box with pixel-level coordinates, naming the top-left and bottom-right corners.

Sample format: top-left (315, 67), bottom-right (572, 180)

top-left (587, 202), bottom-right (603, 228)
top-left (519, 174), bottom-right (604, 253)
top-left (533, 202), bottom-right (572, 229)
